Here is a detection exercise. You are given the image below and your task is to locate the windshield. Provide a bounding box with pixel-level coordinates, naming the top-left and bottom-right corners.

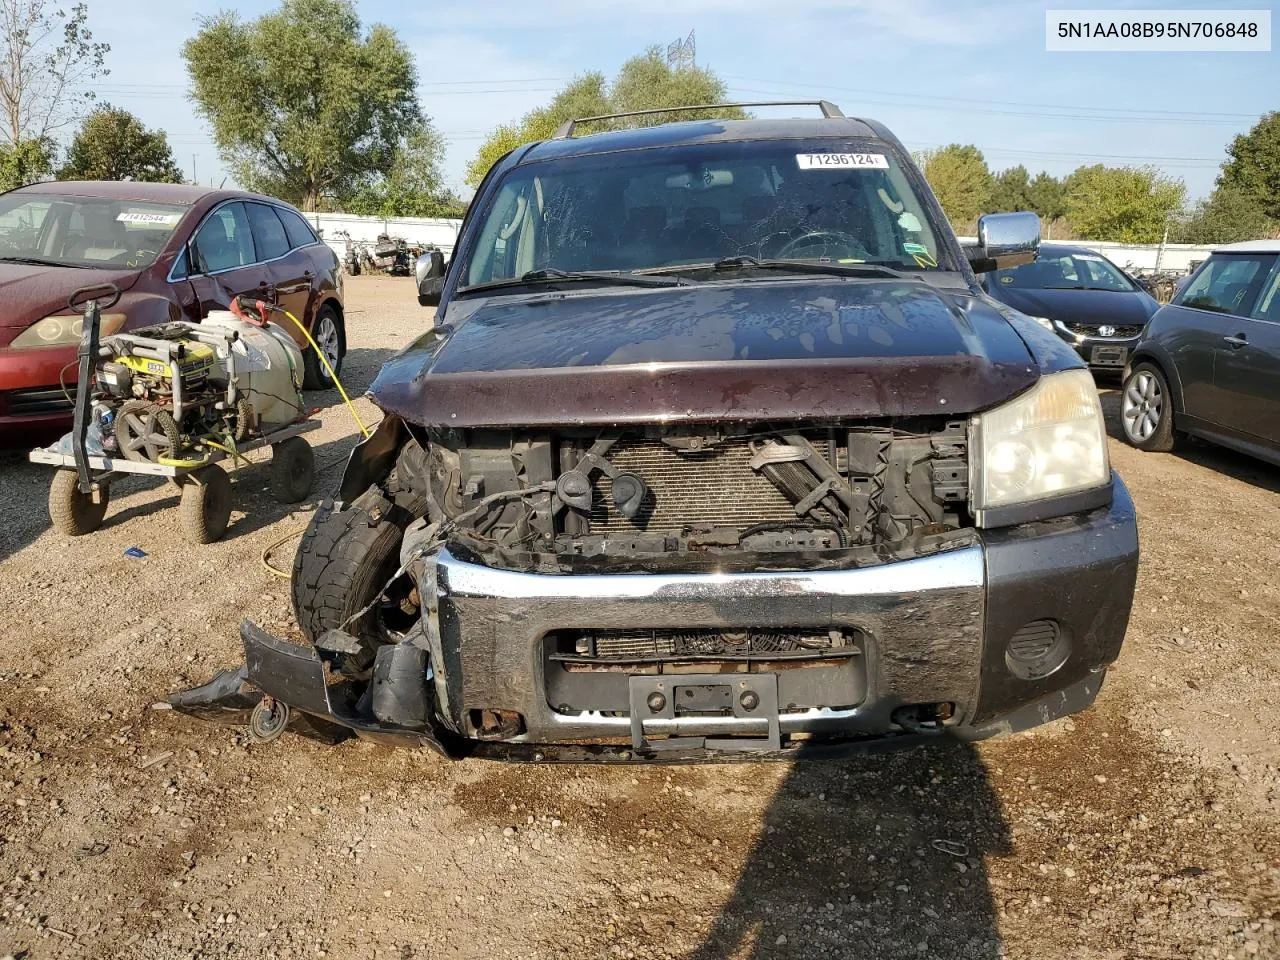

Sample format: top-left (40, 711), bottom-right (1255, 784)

top-left (993, 250), bottom-right (1135, 292)
top-left (0, 193), bottom-right (189, 269)
top-left (462, 138), bottom-right (947, 289)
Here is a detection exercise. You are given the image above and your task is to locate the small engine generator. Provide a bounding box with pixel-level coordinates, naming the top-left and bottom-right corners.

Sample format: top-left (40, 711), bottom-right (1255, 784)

top-left (93, 303), bottom-right (306, 464)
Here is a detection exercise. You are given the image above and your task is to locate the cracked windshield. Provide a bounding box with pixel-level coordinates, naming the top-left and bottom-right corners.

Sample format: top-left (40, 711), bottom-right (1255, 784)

top-left (464, 139), bottom-right (944, 287)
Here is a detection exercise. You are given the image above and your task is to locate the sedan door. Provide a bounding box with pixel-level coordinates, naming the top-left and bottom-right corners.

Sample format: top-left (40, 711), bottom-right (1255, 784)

top-left (1213, 257), bottom-right (1280, 444)
top-left (243, 201), bottom-right (314, 340)
top-left (1164, 253), bottom-right (1273, 427)
top-left (186, 202), bottom-right (269, 314)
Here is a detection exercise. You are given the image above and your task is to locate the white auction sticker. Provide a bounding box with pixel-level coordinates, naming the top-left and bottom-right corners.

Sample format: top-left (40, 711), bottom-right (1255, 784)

top-left (117, 211), bottom-right (181, 225)
top-left (796, 153), bottom-right (888, 170)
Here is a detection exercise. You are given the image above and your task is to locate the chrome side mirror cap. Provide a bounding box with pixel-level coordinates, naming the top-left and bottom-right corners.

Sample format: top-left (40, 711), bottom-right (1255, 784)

top-left (967, 212), bottom-right (1041, 273)
top-left (415, 248), bottom-right (447, 307)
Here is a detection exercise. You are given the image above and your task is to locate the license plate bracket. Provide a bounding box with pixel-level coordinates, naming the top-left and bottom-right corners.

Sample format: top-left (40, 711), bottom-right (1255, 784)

top-left (1091, 345), bottom-right (1128, 367)
top-left (628, 673), bottom-right (781, 753)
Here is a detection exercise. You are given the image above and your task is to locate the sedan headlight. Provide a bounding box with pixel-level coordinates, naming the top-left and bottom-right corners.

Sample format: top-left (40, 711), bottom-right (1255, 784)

top-left (10, 312), bottom-right (128, 348)
top-left (1028, 315), bottom-right (1055, 331)
top-left (971, 369), bottom-right (1109, 510)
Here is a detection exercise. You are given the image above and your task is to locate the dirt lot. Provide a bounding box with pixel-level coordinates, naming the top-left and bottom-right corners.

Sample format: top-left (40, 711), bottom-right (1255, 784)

top-left (1, 274), bottom-right (1277, 960)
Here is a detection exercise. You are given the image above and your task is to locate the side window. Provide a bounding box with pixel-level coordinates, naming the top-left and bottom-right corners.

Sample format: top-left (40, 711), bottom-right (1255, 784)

top-left (1249, 262), bottom-right (1280, 323)
top-left (276, 206), bottom-right (318, 249)
top-left (245, 202), bottom-right (291, 261)
top-left (192, 203), bottom-right (254, 274)
top-left (1174, 254), bottom-right (1270, 315)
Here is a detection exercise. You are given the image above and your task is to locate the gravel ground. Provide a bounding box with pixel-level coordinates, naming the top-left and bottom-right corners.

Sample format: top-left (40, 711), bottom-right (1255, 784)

top-left (1, 274), bottom-right (1277, 960)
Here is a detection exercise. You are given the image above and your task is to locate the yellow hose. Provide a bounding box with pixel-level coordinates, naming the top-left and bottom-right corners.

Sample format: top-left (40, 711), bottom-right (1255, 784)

top-left (262, 525), bottom-right (307, 579)
top-left (280, 308), bottom-right (371, 438)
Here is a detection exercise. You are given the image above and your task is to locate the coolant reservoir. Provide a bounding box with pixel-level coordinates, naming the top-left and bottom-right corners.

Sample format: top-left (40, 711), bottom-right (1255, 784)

top-left (202, 311), bottom-right (305, 429)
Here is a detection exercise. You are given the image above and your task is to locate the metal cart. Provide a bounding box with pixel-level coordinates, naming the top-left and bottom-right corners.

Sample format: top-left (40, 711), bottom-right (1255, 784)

top-left (27, 282), bottom-right (321, 544)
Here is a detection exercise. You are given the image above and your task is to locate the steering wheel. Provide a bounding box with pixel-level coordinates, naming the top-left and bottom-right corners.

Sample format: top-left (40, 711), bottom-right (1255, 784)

top-left (774, 229), bottom-right (872, 261)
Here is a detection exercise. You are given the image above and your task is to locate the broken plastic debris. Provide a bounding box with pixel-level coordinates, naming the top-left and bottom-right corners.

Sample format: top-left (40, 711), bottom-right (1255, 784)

top-left (124, 546), bottom-right (147, 558)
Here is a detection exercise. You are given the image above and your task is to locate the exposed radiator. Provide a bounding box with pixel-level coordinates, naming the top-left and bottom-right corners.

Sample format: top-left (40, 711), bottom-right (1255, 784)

top-left (588, 437), bottom-right (828, 533)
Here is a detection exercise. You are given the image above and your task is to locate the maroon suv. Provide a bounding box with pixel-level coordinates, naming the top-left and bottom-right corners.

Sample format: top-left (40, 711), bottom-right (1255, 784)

top-left (0, 181), bottom-right (346, 446)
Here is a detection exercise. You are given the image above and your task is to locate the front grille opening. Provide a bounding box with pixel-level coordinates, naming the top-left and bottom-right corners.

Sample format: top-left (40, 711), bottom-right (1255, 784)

top-left (9, 387), bottom-right (73, 416)
top-left (588, 436), bottom-right (831, 533)
top-left (548, 627), bottom-right (861, 664)
top-left (1062, 321), bottom-right (1144, 339)
top-left (1005, 619), bottom-right (1070, 680)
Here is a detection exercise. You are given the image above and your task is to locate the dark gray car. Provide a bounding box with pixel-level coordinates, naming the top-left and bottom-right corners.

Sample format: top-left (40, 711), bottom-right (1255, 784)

top-left (981, 243), bottom-right (1160, 374)
top-left (1121, 240), bottom-right (1280, 465)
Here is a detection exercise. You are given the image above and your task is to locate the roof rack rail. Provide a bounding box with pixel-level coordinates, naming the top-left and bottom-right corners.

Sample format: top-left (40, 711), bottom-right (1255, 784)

top-left (552, 100), bottom-right (844, 139)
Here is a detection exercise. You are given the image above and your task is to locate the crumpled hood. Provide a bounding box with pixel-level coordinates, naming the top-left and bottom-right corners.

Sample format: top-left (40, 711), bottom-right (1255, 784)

top-left (371, 278), bottom-right (1041, 428)
top-left (0, 262), bottom-right (142, 330)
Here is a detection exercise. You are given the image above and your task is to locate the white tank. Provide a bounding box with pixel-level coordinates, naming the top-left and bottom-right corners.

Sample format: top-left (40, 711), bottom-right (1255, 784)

top-left (201, 311), bottom-right (306, 429)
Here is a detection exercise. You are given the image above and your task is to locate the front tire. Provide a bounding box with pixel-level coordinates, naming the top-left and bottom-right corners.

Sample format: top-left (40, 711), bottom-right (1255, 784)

top-left (303, 304), bottom-right (344, 390)
top-left (1121, 362), bottom-right (1177, 452)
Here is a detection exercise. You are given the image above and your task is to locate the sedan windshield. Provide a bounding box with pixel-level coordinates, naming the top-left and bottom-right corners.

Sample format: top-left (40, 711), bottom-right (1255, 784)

top-left (0, 194), bottom-right (189, 269)
top-left (993, 250), bottom-right (1136, 292)
top-left (462, 138), bottom-right (948, 290)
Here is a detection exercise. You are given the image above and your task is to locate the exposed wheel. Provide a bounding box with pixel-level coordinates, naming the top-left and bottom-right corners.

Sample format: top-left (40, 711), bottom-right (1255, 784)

top-left (179, 465), bottom-right (233, 543)
top-left (48, 469), bottom-right (109, 536)
top-left (302, 304), bottom-right (344, 390)
top-left (291, 445), bottom-right (430, 676)
top-left (248, 698), bottom-right (290, 743)
top-left (270, 436), bottom-right (315, 503)
top-left (1121, 362), bottom-right (1176, 452)
top-left (115, 401), bottom-right (180, 463)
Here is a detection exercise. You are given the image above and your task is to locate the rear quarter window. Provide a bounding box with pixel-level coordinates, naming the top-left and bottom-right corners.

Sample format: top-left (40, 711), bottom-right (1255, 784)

top-left (276, 207), bottom-right (319, 249)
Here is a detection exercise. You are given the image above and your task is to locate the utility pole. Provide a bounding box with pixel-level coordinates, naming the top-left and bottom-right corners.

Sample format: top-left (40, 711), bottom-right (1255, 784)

top-left (191, 154), bottom-right (198, 185)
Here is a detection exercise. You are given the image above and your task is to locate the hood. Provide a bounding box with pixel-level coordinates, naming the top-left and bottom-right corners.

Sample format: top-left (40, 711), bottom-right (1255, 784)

top-left (987, 285), bottom-right (1158, 327)
top-left (0, 262), bottom-right (143, 331)
top-left (371, 278), bottom-right (1040, 428)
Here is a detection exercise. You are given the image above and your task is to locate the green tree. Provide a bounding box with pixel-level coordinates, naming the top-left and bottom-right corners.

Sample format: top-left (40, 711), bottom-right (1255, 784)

top-left (1219, 112), bottom-right (1280, 221)
top-left (1063, 164), bottom-right (1186, 242)
top-left (183, 0), bottom-right (431, 211)
top-left (344, 126), bottom-right (465, 218)
top-left (1028, 171), bottom-right (1066, 222)
top-left (988, 165), bottom-right (1033, 212)
top-left (0, 0), bottom-right (109, 146)
top-left (57, 105), bottom-right (183, 182)
top-left (466, 48), bottom-right (741, 186)
top-left (1175, 184), bottom-right (1277, 244)
top-left (919, 144), bottom-right (992, 227)
top-left (0, 136), bottom-right (53, 191)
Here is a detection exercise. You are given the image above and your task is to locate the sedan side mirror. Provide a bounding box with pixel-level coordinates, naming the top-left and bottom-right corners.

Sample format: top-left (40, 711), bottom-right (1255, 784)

top-left (415, 249), bottom-right (447, 307)
top-left (966, 212), bottom-right (1041, 273)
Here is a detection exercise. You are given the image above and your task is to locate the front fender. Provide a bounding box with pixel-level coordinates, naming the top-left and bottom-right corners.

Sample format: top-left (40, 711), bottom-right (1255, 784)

top-left (339, 413), bottom-right (406, 503)
top-left (1127, 341), bottom-right (1186, 415)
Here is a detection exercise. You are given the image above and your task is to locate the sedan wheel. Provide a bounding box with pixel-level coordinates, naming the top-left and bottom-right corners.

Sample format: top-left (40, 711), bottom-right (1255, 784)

top-left (316, 315), bottom-right (341, 375)
top-left (1120, 362), bottom-right (1176, 452)
top-left (302, 306), bottom-right (344, 390)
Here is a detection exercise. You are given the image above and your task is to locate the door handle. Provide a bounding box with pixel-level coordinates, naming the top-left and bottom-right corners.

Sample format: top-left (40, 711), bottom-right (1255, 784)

top-left (1223, 334), bottom-right (1248, 348)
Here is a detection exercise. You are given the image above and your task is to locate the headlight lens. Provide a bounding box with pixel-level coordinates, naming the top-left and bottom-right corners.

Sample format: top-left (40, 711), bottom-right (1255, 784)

top-left (971, 369), bottom-right (1109, 510)
top-left (1029, 315), bottom-right (1055, 331)
top-left (10, 312), bottom-right (128, 348)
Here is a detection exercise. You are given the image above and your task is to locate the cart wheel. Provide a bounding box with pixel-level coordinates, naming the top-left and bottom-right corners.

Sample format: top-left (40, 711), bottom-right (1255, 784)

top-left (48, 469), bottom-right (109, 536)
top-left (269, 436), bottom-right (315, 504)
top-left (179, 465), bottom-right (232, 543)
top-left (248, 697), bottom-right (290, 743)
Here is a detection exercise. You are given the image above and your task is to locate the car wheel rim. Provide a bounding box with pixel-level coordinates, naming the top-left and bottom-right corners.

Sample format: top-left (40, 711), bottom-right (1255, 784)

top-left (1122, 371), bottom-right (1163, 442)
top-left (316, 316), bottom-right (340, 375)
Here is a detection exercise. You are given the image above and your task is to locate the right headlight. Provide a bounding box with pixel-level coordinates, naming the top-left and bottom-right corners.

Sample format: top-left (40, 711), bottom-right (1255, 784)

top-left (971, 368), bottom-right (1109, 510)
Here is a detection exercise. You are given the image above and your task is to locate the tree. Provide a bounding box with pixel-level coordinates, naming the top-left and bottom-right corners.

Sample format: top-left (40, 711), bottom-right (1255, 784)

top-left (57, 105), bottom-right (183, 182)
top-left (988, 165), bottom-right (1033, 213)
top-left (919, 144), bottom-right (992, 228)
top-left (0, 0), bottom-right (108, 146)
top-left (1028, 172), bottom-right (1066, 222)
top-left (1063, 164), bottom-right (1186, 243)
top-left (466, 48), bottom-right (742, 186)
top-left (344, 126), bottom-right (465, 218)
top-left (183, 0), bottom-right (430, 211)
top-left (1219, 112), bottom-right (1280, 221)
top-left (1175, 184), bottom-right (1277, 244)
top-left (0, 136), bottom-right (53, 191)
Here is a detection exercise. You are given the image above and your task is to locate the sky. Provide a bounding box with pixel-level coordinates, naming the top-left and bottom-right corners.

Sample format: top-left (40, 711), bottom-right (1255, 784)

top-left (72, 0), bottom-right (1277, 203)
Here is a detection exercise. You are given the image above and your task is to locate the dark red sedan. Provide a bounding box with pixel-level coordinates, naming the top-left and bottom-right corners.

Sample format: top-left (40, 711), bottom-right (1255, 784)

top-left (0, 181), bottom-right (346, 446)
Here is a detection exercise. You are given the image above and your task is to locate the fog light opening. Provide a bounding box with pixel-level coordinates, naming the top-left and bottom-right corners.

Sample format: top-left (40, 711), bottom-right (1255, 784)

top-left (1005, 619), bottom-right (1070, 680)
top-left (469, 709), bottom-right (526, 740)
top-left (891, 702), bottom-right (955, 735)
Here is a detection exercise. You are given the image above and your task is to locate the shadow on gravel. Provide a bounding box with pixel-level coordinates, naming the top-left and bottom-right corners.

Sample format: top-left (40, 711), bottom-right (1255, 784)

top-left (685, 738), bottom-right (1007, 960)
top-left (1098, 388), bottom-right (1280, 494)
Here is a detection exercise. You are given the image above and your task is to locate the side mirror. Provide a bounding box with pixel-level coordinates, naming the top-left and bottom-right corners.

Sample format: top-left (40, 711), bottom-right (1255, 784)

top-left (966, 212), bottom-right (1041, 273)
top-left (415, 249), bottom-right (446, 307)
